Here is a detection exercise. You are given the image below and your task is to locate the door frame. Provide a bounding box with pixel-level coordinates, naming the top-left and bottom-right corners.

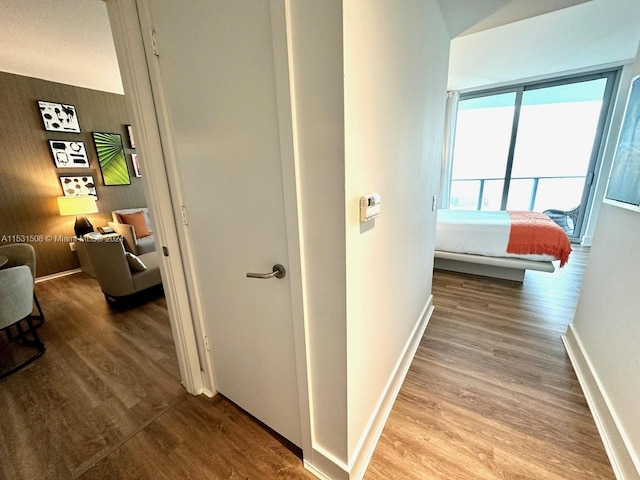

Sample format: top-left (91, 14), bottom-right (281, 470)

top-left (105, 0), bottom-right (312, 454)
top-left (106, 0), bottom-right (215, 395)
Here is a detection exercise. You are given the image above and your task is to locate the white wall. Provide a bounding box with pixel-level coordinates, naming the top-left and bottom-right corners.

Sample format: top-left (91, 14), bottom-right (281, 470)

top-left (289, 1), bottom-right (450, 476)
top-left (569, 52), bottom-right (640, 477)
top-left (570, 205), bottom-right (640, 476)
top-left (343, 0), bottom-right (449, 464)
top-left (583, 47), bottom-right (640, 244)
top-left (288, 0), bottom-right (350, 468)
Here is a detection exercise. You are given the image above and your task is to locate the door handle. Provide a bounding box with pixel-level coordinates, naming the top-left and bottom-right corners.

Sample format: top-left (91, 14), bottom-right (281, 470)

top-left (246, 264), bottom-right (286, 279)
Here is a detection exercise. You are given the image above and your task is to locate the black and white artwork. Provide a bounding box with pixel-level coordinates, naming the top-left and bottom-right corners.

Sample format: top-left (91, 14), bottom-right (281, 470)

top-left (49, 140), bottom-right (89, 168)
top-left (38, 100), bottom-right (81, 132)
top-left (59, 175), bottom-right (97, 198)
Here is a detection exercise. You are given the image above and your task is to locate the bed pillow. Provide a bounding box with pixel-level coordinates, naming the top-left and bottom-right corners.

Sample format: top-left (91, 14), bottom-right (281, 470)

top-left (125, 252), bottom-right (147, 271)
top-left (118, 211), bottom-right (151, 239)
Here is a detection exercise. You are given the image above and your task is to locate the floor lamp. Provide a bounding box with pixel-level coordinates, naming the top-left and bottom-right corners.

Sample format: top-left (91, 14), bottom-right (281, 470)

top-left (57, 196), bottom-right (99, 238)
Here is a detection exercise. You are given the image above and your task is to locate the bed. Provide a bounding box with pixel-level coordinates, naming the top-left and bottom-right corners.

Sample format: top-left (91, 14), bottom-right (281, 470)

top-left (434, 210), bottom-right (572, 282)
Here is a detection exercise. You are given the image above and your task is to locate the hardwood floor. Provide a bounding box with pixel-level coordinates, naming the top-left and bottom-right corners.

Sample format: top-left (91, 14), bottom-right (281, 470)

top-left (0, 274), bottom-right (184, 479)
top-left (0, 248), bottom-right (613, 479)
top-left (367, 246), bottom-right (614, 479)
top-left (0, 273), bottom-right (316, 480)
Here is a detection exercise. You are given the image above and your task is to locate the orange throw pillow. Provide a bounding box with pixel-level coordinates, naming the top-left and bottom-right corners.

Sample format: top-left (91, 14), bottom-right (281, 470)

top-left (118, 211), bottom-right (151, 239)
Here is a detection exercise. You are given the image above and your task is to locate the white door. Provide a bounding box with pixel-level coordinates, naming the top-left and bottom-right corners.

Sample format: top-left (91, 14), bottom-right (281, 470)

top-left (145, 0), bottom-right (301, 445)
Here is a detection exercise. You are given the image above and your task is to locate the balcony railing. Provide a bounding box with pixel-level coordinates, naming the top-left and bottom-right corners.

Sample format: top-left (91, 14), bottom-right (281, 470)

top-left (449, 175), bottom-right (586, 212)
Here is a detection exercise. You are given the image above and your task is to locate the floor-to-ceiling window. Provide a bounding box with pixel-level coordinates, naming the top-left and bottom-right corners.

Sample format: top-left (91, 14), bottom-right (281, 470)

top-left (448, 71), bottom-right (618, 240)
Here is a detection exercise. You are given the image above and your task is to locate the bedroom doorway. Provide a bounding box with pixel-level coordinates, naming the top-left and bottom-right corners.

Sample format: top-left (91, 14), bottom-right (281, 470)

top-left (447, 70), bottom-right (619, 241)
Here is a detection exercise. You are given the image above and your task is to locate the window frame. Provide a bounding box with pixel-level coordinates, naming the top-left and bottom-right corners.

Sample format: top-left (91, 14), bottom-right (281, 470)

top-left (446, 69), bottom-right (620, 241)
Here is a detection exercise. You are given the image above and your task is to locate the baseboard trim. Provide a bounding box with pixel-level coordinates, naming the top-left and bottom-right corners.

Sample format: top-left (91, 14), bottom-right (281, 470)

top-left (350, 295), bottom-right (434, 479)
top-left (563, 325), bottom-right (640, 479)
top-left (35, 268), bottom-right (82, 283)
top-left (303, 295), bottom-right (434, 480)
top-left (305, 450), bottom-right (349, 480)
top-left (304, 458), bottom-right (342, 480)
top-left (200, 387), bottom-right (216, 398)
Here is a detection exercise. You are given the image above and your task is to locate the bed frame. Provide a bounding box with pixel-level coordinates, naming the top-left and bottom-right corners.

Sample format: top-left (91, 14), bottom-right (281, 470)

top-left (433, 250), bottom-right (555, 282)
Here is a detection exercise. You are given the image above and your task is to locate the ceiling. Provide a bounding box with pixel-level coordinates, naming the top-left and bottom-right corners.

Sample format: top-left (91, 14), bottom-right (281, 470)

top-left (447, 0), bottom-right (640, 91)
top-left (0, 0), bottom-right (638, 95)
top-left (0, 0), bottom-right (123, 94)
top-left (436, 0), bottom-right (593, 38)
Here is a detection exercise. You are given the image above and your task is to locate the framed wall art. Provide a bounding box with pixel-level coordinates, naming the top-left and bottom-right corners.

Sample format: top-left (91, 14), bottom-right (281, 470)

top-left (131, 153), bottom-right (141, 177)
top-left (126, 124), bottom-right (136, 149)
top-left (605, 74), bottom-right (640, 209)
top-left (92, 132), bottom-right (131, 185)
top-left (38, 100), bottom-right (81, 133)
top-left (49, 140), bottom-right (89, 168)
top-left (59, 175), bottom-right (98, 198)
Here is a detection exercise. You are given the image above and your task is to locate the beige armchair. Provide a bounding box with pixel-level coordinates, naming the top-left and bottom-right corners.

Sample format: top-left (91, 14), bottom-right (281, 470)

top-left (108, 208), bottom-right (156, 255)
top-left (81, 236), bottom-right (162, 305)
top-left (0, 243), bottom-right (45, 325)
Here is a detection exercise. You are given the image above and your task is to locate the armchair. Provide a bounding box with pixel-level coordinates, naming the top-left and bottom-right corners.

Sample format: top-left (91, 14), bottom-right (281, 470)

top-left (543, 206), bottom-right (580, 236)
top-left (0, 243), bottom-right (45, 326)
top-left (81, 236), bottom-right (162, 305)
top-left (108, 208), bottom-right (156, 255)
top-left (0, 266), bottom-right (45, 378)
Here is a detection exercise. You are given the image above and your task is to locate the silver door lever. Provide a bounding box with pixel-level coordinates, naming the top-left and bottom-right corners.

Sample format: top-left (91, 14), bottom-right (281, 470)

top-left (246, 264), bottom-right (286, 279)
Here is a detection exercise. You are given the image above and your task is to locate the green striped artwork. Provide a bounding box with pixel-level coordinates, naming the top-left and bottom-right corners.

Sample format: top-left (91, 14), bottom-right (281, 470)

top-left (92, 132), bottom-right (130, 186)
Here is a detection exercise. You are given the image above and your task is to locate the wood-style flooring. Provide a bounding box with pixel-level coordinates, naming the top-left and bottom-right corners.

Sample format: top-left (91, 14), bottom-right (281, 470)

top-left (0, 247), bottom-right (613, 479)
top-left (367, 246), bottom-right (614, 479)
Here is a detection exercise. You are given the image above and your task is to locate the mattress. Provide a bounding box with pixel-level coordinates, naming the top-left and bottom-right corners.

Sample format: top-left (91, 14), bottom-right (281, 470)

top-left (435, 209), bottom-right (560, 262)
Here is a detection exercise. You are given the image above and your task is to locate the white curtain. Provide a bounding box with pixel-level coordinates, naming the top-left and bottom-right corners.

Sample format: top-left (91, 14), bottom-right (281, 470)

top-left (440, 90), bottom-right (459, 209)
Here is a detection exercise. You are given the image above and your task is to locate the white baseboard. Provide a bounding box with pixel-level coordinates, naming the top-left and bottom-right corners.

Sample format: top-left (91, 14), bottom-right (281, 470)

top-left (199, 388), bottom-right (216, 398)
top-left (35, 268), bottom-right (82, 283)
top-left (563, 325), bottom-right (640, 479)
top-left (304, 461), bottom-right (334, 480)
top-left (305, 450), bottom-right (349, 480)
top-left (348, 295), bottom-right (434, 480)
top-left (305, 296), bottom-right (434, 480)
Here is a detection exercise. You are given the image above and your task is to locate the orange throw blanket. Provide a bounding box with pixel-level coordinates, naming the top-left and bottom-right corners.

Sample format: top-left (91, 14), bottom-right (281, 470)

top-left (507, 211), bottom-right (572, 267)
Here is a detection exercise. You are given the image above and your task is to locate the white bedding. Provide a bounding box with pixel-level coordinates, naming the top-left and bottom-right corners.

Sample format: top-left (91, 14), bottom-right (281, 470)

top-left (435, 209), bottom-right (555, 262)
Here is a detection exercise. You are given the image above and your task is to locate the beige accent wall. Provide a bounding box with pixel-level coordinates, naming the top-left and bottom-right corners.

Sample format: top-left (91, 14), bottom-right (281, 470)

top-left (0, 72), bottom-right (146, 277)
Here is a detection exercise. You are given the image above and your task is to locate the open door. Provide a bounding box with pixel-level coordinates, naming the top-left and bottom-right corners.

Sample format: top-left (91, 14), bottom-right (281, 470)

top-left (137, 0), bottom-right (303, 446)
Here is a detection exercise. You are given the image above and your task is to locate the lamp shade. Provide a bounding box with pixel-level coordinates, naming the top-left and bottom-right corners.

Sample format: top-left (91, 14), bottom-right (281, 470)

top-left (57, 196), bottom-right (98, 216)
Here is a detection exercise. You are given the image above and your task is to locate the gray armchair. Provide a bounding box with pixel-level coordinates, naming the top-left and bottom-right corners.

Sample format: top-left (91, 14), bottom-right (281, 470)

top-left (81, 236), bottom-right (162, 304)
top-left (0, 243), bottom-right (45, 326)
top-left (0, 265), bottom-right (45, 378)
top-left (543, 206), bottom-right (580, 236)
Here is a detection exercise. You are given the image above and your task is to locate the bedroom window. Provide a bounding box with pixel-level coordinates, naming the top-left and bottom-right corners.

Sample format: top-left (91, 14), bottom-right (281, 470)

top-left (447, 71), bottom-right (618, 240)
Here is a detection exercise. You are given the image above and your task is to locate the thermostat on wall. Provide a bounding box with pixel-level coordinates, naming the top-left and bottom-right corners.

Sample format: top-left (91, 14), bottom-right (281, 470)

top-left (360, 193), bottom-right (381, 223)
